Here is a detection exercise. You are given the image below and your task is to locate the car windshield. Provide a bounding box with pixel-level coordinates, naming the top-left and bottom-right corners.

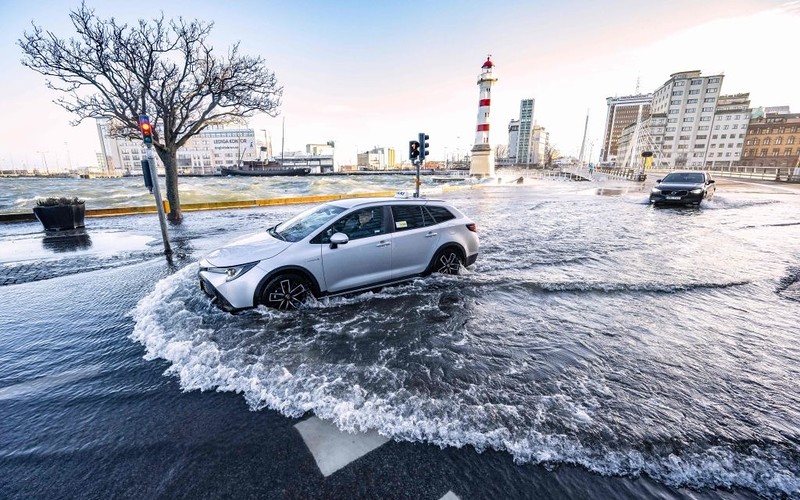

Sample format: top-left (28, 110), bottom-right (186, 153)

top-left (662, 172), bottom-right (705, 183)
top-left (271, 204), bottom-right (346, 242)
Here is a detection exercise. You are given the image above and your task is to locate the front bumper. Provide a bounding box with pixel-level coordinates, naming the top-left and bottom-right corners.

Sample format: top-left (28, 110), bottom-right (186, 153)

top-left (199, 275), bottom-right (239, 312)
top-left (649, 192), bottom-right (704, 205)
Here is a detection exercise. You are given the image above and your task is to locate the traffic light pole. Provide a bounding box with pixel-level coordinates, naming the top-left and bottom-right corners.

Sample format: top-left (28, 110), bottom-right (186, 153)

top-left (145, 144), bottom-right (172, 255)
top-left (414, 158), bottom-right (421, 198)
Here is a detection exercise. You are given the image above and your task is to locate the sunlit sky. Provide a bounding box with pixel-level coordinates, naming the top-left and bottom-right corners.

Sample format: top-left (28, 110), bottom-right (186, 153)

top-left (1, 0), bottom-right (799, 169)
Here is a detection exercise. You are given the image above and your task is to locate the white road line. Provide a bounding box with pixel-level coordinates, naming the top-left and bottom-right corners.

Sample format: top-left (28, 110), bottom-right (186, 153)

top-left (439, 491), bottom-right (461, 500)
top-left (294, 416), bottom-right (389, 477)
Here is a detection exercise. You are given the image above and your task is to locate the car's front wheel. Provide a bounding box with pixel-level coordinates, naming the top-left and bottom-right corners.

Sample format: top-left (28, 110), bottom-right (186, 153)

top-left (432, 247), bottom-right (463, 275)
top-left (260, 273), bottom-right (312, 310)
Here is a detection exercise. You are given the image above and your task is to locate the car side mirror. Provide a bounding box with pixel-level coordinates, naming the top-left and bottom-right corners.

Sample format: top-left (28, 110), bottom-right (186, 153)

top-left (708, 179), bottom-right (715, 184)
top-left (656, 179), bottom-right (662, 183)
top-left (330, 232), bottom-right (349, 249)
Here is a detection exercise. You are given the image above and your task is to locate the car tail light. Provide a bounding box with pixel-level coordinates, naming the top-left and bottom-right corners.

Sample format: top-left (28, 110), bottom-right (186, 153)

top-left (466, 223), bottom-right (477, 233)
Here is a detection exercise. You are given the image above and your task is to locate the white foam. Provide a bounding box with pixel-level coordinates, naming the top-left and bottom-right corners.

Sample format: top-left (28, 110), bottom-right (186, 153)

top-left (129, 265), bottom-right (800, 498)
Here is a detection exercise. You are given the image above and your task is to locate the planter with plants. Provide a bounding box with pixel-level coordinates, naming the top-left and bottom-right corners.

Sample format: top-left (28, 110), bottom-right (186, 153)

top-left (33, 197), bottom-right (86, 231)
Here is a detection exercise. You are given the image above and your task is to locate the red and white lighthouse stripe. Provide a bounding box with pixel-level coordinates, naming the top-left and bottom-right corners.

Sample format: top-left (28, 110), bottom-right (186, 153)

top-left (473, 57), bottom-right (497, 148)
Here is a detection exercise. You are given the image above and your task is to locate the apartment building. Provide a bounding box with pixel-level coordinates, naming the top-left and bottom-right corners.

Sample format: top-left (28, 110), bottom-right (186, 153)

top-left (704, 93), bottom-right (750, 168)
top-left (515, 99), bottom-right (536, 165)
top-left (601, 94), bottom-right (652, 163)
top-left (650, 70), bottom-right (724, 168)
top-left (741, 112), bottom-right (800, 168)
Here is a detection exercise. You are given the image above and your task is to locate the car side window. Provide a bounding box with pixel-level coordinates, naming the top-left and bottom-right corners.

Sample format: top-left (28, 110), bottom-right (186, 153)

top-left (342, 208), bottom-right (386, 240)
top-left (425, 205), bottom-right (456, 224)
top-left (313, 208), bottom-right (386, 243)
top-left (391, 205), bottom-right (428, 231)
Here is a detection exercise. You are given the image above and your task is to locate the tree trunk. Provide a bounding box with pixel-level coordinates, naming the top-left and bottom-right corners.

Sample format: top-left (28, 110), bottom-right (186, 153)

top-left (158, 147), bottom-right (183, 222)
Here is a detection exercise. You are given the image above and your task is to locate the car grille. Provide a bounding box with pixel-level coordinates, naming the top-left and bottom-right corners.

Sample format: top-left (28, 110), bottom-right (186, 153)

top-left (662, 190), bottom-right (689, 196)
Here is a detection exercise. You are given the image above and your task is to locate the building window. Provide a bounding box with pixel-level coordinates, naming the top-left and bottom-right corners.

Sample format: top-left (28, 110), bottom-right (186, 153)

top-left (704, 97), bottom-right (715, 102)
top-left (684, 117), bottom-right (694, 122)
top-left (689, 89), bottom-right (700, 95)
top-left (786, 148), bottom-right (794, 156)
top-left (709, 77), bottom-right (720, 83)
top-left (670, 99), bottom-right (681, 105)
top-left (669, 109), bottom-right (679, 114)
top-left (686, 108), bottom-right (696, 113)
top-left (666, 127), bottom-right (676, 132)
top-left (681, 126), bottom-right (692, 131)
top-left (763, 138), bottom-right (771, 145)
top-left (672, 90), bottom-right (684, 96)
top-left (700, 116), bottom-right (711, 121)
top-left (775, 137), bottom-right (783, 145)
top-left (788, 136), bottom-right (796, 144)
top-left (668, 118), bottom-right (677, 123)
top-left (699, 126), bottom-right (710, 131)
top-left (690, 79), bottom-right (702, 85)
top-left (687, 99), bottom-right (698, 104)
top-left (703, 107), bottom-right (714, 112)
top-left (760, 149), bottom-right (767, 157)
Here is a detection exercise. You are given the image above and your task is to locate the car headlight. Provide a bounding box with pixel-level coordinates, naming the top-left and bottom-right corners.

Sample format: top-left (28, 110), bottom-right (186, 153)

top-left (690, 188), bottom-right (703, 194)
top-left (202, 261), bottom-right (259, 282)
top-left (650, 188), bottom-right (661, 194)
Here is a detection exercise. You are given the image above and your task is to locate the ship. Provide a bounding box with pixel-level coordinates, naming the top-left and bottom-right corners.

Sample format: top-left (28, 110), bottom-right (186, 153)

top-left (220, 159), bottom-right (311, 177)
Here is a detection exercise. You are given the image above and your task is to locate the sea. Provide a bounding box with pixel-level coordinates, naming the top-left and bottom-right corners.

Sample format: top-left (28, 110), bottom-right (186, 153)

top-left (1, 172), bottom-right (799, 499)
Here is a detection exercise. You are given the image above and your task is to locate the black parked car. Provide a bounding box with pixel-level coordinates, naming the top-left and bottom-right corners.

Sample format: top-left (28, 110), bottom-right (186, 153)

top-left (649, 171), bottom-right (716, 206)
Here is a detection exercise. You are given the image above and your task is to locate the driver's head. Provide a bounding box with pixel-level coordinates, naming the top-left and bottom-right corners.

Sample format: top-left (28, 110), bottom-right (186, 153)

top-left (359, 211), bottom-right (372, 224)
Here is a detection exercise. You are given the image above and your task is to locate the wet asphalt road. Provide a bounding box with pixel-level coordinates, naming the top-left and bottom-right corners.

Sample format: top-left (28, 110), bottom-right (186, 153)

top-left (3, 176), bottom-right (797, 499)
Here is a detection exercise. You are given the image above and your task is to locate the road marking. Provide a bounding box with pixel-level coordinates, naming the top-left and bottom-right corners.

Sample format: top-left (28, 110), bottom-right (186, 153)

top-left (440, 491), bottom-right (461, 500)
top-left (294, 416), bottom-right (389, 477)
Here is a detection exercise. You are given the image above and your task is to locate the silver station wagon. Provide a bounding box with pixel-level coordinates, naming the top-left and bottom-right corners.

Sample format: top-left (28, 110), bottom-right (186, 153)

top-left (199, 197), bottom-right (479, 311)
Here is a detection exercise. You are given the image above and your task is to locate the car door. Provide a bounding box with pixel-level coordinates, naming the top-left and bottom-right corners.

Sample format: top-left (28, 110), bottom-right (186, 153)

top-left (389, 204), bottom-right (441, 278)
top-left (319, 206), bottom-right (393, 292)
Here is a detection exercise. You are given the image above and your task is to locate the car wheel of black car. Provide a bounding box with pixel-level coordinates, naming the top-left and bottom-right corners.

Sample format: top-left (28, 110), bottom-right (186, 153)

top-left (432, 247), bottom-right (463, 275)
top-left (260, 273), bottom-right (312, 310)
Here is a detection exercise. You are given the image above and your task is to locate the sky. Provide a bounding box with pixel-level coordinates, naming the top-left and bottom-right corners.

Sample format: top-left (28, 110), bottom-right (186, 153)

top-left (1, 0), bottom-right (799, 169)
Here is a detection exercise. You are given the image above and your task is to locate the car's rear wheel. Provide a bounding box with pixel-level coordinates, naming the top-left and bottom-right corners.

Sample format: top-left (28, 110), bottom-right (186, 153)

top-left (260, 273), bottom-right (312, 310)
top-left (432, 247), bottom-right (463, 275)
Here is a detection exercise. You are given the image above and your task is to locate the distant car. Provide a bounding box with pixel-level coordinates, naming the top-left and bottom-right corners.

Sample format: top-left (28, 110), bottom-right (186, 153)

top-left (649, 171), bottom-right (716, 206)
top-left (198, 197), bottom-right (479, 311)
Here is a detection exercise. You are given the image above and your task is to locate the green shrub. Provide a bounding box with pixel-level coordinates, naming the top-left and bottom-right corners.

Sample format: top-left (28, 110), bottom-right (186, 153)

top-left (35, 197), bottom-right (85, 207)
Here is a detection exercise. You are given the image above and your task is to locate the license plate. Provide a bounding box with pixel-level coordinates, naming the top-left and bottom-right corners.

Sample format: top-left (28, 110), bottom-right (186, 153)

top-left (666, 196), bottom-right (681, 200)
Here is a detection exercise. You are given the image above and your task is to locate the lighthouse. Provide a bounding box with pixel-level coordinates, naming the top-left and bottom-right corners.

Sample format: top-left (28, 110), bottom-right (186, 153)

top-left (470, 56), bottom-right (498, 178)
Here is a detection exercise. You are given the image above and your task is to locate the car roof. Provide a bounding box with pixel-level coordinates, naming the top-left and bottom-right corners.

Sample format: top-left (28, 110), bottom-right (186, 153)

top-left (326, 197), bottom-right (448, 209)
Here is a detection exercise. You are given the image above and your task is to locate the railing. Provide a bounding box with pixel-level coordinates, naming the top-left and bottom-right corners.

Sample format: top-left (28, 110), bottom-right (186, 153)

top-left (707, 166), bottom-right (800, 182)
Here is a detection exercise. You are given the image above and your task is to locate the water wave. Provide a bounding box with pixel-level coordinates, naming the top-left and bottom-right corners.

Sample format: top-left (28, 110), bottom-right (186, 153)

top-left (131, 266), bottom-right (799, 498)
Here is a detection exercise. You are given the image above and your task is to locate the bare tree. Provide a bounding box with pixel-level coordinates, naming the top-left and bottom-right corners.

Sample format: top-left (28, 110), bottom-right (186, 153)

top-left (18, 2), bottom-right (283, 221)
top-left (544, 144), bottom-right (560, 168)
top-left (493, 144), bottom-right (508, 161)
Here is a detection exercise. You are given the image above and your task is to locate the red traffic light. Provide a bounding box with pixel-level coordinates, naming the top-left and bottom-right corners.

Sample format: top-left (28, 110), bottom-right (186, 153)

top-left (138, 114), bottom-right (153, 144)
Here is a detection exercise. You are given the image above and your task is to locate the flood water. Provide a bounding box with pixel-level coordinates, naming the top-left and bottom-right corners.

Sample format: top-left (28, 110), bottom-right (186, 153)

top-left (2, 174), bottom-right (799, 498)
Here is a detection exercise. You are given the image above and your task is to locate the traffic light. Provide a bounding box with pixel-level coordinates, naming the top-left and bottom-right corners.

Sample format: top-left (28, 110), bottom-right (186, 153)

top-left (138, 115), bottom-right (153, 144)
top-left (409, 140), bottom-right (420, 161)
top-left (419, 133), bottom-right (430, 160)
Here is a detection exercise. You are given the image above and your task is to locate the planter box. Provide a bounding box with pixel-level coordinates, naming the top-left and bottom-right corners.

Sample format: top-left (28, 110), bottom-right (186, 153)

top-left (33, 203), bottom-right (86, 231)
